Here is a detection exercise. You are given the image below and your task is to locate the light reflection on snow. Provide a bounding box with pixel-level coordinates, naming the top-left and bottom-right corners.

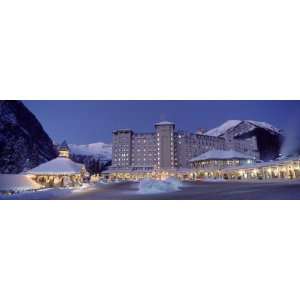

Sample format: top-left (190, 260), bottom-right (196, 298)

top-left (138, 177), bottom-right (183, 194)
top-left (71, 183), bottom-right (92, 193)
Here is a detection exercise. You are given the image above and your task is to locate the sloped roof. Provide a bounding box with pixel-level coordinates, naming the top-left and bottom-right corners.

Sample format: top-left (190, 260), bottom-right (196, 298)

top-left (205, 120), bottom-right (281, 137)
top-left (246, 120), bottom-right (280, 133)
top-left (205, 120), bottom-right (242, 136)
top-left (27, 157), bottom-right (85, 175)
top-left (190, 150), bottom-right (255, 162)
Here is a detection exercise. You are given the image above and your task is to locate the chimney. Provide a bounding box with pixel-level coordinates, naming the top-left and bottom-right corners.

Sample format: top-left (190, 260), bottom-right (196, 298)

top-left (196, 128), bottom-right (206, 135)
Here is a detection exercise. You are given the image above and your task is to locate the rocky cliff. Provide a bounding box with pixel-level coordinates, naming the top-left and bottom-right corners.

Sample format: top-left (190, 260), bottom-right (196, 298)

top-left (0, 100), bottom-right (57, 173)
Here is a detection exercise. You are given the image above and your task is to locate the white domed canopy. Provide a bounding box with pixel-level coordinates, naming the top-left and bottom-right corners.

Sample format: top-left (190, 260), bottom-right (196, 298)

top-left (27, 157), bottom-right (85, 175)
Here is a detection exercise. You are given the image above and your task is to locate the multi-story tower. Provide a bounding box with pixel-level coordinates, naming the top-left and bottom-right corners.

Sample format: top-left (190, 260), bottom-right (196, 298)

top-left (112, 129), bottom-right (133, 168)
top-left (155, 121), bottom-right (175, 169)
top-left (111, 121), bottom-right (229, 170)
top-left (131, 132), bottom-right (157, 167)
top-left (106, 120), bottom-right (282, 180)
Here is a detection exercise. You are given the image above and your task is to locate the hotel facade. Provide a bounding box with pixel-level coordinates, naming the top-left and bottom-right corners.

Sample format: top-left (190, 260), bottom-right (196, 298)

top-left (104, 121), bottom-right (258, 180)
top-left (101, 120), bottom-right (300, 182)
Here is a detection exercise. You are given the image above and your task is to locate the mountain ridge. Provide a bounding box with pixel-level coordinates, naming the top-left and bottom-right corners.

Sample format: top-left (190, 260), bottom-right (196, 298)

top-left (69, 142), bottom-right (112, 160)
top-left (0, 100), bottom-right (57, 173)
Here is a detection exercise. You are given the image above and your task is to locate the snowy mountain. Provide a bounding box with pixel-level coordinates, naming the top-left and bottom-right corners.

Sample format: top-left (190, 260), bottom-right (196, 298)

top-left (69, 142), bottom-right (112, 160)
top-left (205, 120), bottom-right (281, 137)
top-left (0, 100), bottom-right (57, 174)
top-left (68, 142), bottom-right (112, 174)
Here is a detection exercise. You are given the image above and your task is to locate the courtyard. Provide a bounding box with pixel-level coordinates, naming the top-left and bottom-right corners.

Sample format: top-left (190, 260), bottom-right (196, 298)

top-left (61, 180), bottom-right (300, 200)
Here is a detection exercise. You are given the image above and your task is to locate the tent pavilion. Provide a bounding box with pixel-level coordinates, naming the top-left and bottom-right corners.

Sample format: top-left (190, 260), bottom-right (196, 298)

top-left (26, 141), bottom-right (88, 187)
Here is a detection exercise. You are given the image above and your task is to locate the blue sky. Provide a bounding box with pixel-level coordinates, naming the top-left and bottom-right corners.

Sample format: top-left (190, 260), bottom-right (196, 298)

top-left (24, 100), bottom-right (300, 144)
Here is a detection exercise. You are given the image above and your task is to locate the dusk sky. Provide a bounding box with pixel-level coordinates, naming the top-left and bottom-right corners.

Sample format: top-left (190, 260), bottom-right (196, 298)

top-left (24, 100), bottom-right (300, 145)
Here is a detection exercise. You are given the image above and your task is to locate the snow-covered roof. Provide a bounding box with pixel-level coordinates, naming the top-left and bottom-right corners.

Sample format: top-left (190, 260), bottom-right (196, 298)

top-left (246, 120), bottom-right (280, 133)
top-left (155, 121), bottom-right (175, 126)
top-left (190, 150), bottom-right (255, 162)
top-left (205, 120), bottom-right (241, 136)
top-left (27, 157), bottom-right (85, 175)
top-left (205, 120), bottom-right (280, 136)
top-left (69, 142), bottom-right (112, 160)
top-left (0, 174), bottom-right (42, 192)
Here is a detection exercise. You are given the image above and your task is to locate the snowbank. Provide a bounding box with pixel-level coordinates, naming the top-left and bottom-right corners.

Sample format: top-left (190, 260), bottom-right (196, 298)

top-left (0, 184), bottom-right (92, 200)
top-left (138, 177), bottom-right (182, 194)
top-left (0, 174), bottom-right (42, 193)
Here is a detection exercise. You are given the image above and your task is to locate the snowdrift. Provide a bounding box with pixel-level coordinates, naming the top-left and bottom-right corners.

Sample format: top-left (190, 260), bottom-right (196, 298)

top-left (0, 183), bottom-right (92, 199)
top-left (138, 177), bottom-right (183, 194)
top-left (0, 174), bottom-right (42, 193)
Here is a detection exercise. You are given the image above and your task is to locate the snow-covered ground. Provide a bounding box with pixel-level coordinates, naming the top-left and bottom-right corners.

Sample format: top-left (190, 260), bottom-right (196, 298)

top-left (3, 179), bottom-right (300, 200)
top-left (0, 174), bottom-right (42, 193)
top-left (201, 178), bottom-right (225, 182)
top-left (138, 177), bottom-right (183, 194)
top-left (69, 142), bottom-right (112, 160)
top-left (0, 183), bottom-right (92, 200)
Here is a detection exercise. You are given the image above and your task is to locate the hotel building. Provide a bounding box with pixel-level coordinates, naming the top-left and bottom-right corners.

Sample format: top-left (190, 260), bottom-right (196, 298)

top-left (101, 120), bottom-right (300, 183)
top-left (104, 121), bottom-right (257, 180)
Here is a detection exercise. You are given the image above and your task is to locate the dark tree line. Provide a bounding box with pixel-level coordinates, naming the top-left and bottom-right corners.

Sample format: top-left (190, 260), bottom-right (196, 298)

top-left (70, 154), bottom-right (111, 175)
